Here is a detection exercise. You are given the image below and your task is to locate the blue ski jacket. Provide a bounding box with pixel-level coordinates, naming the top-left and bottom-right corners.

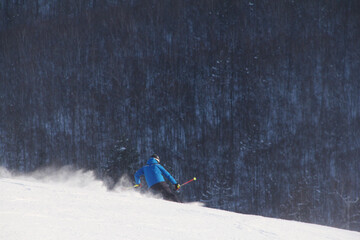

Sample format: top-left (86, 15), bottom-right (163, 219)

top-left (134, 158), bottom-right (177, 188)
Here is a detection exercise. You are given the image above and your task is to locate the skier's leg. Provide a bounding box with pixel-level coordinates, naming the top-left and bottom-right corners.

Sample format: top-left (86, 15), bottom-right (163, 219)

top-left (150, 182), bottom-right (181, 203)
top-left (159, 182), bottom-right (181, 203)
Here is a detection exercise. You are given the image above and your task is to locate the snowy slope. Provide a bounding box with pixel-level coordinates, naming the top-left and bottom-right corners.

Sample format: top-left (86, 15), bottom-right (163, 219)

top-left (1, 167), bottom-right (359, 240)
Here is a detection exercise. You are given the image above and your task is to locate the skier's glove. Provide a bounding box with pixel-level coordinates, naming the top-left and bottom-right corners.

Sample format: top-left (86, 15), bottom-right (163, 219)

top-left (174, 183), bottom-right (181, 191)
top-left (134, 184), bottom-right (141, 188)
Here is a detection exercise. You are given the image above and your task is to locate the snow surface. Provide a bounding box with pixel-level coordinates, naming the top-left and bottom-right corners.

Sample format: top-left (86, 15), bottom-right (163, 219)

top-left (1, 167), bottom-right (359, 240)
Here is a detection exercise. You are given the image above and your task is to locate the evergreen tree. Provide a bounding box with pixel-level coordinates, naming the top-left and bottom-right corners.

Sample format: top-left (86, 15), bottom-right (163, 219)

top-left (102, 136), bottom-right (139, 189)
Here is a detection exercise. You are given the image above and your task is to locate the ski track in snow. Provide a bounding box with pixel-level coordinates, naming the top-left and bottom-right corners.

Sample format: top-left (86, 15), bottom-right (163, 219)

top-left (1, 168), bottom-right (359, 240)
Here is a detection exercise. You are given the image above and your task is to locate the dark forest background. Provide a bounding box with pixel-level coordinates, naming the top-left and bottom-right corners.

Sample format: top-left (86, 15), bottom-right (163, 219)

top-left (1, 0), bottom-right (360, 231)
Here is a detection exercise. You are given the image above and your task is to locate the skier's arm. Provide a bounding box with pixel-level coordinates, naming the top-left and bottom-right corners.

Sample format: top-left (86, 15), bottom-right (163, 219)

top-left (158, 165), bottom-right (177, 185)
top-left (134, 167), bottom-right (144, 185)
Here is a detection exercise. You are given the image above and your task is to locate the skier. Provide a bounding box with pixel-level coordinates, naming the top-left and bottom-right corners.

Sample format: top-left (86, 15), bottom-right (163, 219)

top-left (134, 154), bottom-right (181, 203)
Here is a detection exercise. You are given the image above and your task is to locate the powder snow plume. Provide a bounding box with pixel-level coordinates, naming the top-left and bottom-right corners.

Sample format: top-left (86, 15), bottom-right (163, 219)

top-left (0, 166), bottom-right (106, 191)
